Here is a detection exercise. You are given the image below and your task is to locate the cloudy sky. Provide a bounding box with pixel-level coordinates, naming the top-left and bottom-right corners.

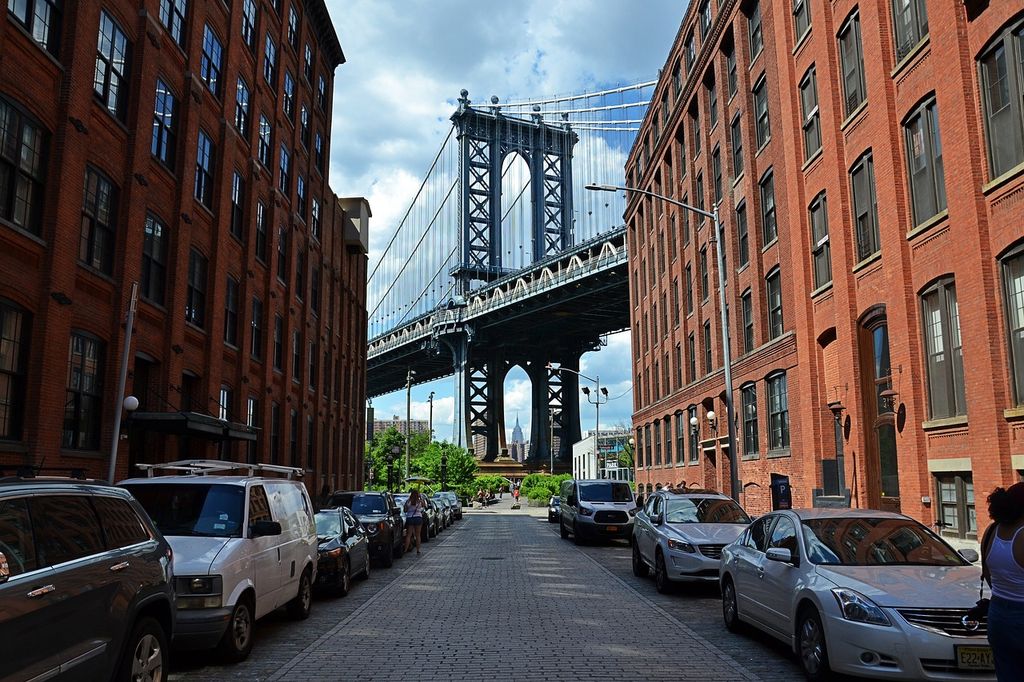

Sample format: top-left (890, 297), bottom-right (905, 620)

top-left (323, 0), bottom-right (682, 442)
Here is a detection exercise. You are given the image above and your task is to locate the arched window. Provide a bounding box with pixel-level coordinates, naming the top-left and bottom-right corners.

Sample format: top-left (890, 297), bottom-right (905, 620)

top-left (860, 307), bottom-right (900, 505)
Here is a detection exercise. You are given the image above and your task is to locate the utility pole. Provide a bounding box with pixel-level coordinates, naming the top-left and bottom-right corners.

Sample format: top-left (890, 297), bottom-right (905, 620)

top-left (405, 369), bottom-right (415, 480)
top-left (108, 282), bottom-right (139, 484)
top-left (427, 391), bottom-right (435, 442)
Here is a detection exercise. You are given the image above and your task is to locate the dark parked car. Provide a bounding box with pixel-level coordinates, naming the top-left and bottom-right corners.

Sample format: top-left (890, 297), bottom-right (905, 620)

top-left (548, 495), bottom-right (560, 522)
top-left (314, 507), bottom-right (371, 596)
top-left (439, 491), bottom-right (463, 520)
top-left (327, 491), bottom-right (403, 566)
top-left (0, 471), bottom-right (175, 681)
top-left (431, 494), bottom-right (453, 528)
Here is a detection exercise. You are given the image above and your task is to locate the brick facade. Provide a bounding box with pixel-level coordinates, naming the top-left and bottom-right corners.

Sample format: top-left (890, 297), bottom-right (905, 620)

top-left (0, 0), bottom-right (368, 500)
top-left (626, 0), bottom-right (1024, 536)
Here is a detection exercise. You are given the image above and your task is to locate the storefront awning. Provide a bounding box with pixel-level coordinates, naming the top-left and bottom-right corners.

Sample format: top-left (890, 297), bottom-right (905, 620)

top-left (129, 411), bottom-right (257, 442)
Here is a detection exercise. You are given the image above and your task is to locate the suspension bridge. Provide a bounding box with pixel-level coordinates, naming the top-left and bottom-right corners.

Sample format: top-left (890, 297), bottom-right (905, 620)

top-left (366, 82), bottom-right (652, 462)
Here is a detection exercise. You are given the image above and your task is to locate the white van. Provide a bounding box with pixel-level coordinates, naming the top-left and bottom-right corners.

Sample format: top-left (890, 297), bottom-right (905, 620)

top-left (121, 460), bottom-right (318, 661)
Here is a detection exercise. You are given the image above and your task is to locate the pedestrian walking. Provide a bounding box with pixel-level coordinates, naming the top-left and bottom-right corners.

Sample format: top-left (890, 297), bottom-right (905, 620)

top-left (513, 486), bottom-right (519, 503)
top-left (403, 489), bottom-right (426, 555)
top-left (981, 482), bottom-right (1024, 681)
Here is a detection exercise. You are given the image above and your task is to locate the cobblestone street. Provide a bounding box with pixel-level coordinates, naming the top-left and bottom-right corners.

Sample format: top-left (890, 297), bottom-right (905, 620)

top-left (171, 500), bottom-right (801, 681)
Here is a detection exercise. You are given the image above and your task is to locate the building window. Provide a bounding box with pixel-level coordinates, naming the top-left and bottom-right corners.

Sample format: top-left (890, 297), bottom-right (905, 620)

top-left (725, 45), bottom-right (737, 98)
top-left (748, 2), bottom-right (763, 60)
top-left (159, 0), bottom-right (186, 47)
top-left (675, 342), bottom-right (683, 387)
top-left (839, 11), bottom-right (867, 117)
top-left (685, 264), bottom-right (693, 314)
top-left (279, 145), bottom-right (291, 196)
top-left (712, 147), bottom-right (722, 204)
top-left (851, 152), bottom-right (880, 262)
top-left (685, 32), bottom-right (696, 72)
top-left (1004, 247), bottom-right (1024, 404)
top-left (753, 76), bottom-right (770, 148)
top-left (287, 5), bottom-right (299, 49)
top-left (255, 200), bottom-right (268, 262)
top-left (663, 417), bottom-right (673, 465)
top-left (186, 249), bottom-right (207, 327)
top-left (736, 201), bottom-right (749, 267)
top-left (194, 131), bottom-right (214, 208)
top-left (653, 418), bottom-right (662, 465)
top-left (80, 167), bottom-right (116, 274)
top-left (9, 0), bottom-right (62, 55)
top-left (741, 289), bottom-right (754, 353)
top-left (0, 301), bottom-right (30, 440)
top-left (892, 0), bottom-right (927, 62)
top-left (904, 97), bottom-right (946, 225)
top-left (94, 11), bottom-right (130, 120)
top-left (151, 79), bottom-right (178, 168)
top-left (809, 192), bottom-right (831, 289)
top-left (314, 131), bottom-right (325, 173)
top-left (766, 372), bottom-right (789, 450)
top-left (250, 297), bottom-right (263, 360)
top-left (241, 0), bottom-right (257, 51)
top-left (295, 243), bottom-right (305, 300)
top-left (675, 411), bottom-right (685, 464)
top-left (759, 170), bottom-right (776, 244)
top-left (766, 268), bottom-right (783, 339)
top-left (141, 213), bottom-right (166, 304)
top-left (230, 171), bottom-right (244, 240)
top-left (730, 114), bottom-right (743, 177)
top-left (800, 66), bottom-right (821, 159)
top-left (283, 71), bottom-right (295, 121)
top-left (794, 0), bottom-right (811, 41)
top-left (277, 225), bottom-right (288, 282)
top-left (308, 341), bottom-right (317, 390)
top-left (688, 405), bottom-right (699, 462)
top-left (296, 174), bottom-right (307, 219)
top-left (310, 267), bottom-right (320, 315)
top-left (235, 77), bottom-right (251, 138)
top-left (921, 278), bottom-right (965, 418)
top-left (708, 80), bottom-right (718, 128)
top-left (691, 107), bottom-right (701, 157)
top-left (699, 247), bottom-right (709, 301)
top-left (311, 198), bottom-right (321, 241)
top-left (0, 97), bottom-right (47, 234)
top-left (703, 320), bottom-right (712, 373)
top-left (979, 26), bottom-right (1024, 178)
top-left (742, 383), bottom-right (758, 457)
top-left (246, 396), bottom-right (259, 463)
top-left (63, 332), bottom-right (103, 450)
top-left (263, 33), bottom-right (277, 86)
top-left (273, 314), bottom-right (283, 370)
top-left (699, 0), bottom-right (711, 39)
top-left (935, 473), bottom-right (976, 540)
top-left (304, 44), bottom-right (313, 82)
top-left (687, 333), bottom-right (696, 382)
top-left (300, 105), bottom-right (310, 149)
top-left (258, 114), bottom-right (272, 167)
top-left (200, 25), bottom-right (223, 97)
top-left (291, 330), bottom-right (301, 382)
top-left (218, 384), bottom-right (232, 421)
top-left (861, 313), bottom-right (899, 499)
top-left (224, 276), bottom-right (239, 346)
top-left (318, 75), bottom-right (327, 111)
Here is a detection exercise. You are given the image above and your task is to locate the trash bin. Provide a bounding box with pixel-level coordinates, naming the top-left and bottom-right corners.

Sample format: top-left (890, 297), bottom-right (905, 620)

top-left (770, 473), bottom-right (792, 510)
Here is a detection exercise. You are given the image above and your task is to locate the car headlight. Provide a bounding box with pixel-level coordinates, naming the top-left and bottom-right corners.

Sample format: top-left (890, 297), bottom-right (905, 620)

top-left (175, 575), bottom-right (223, 609)
top-left (831, 588), bottom-right (891, 626)
top-left (320, 547), bottom-right (342, 558)
top-left (578, 506), bottom-right (594, 516)
top-left (667, 538), bottom-right (696, 553)
top-left (363, 523), bottom-right (379, 534)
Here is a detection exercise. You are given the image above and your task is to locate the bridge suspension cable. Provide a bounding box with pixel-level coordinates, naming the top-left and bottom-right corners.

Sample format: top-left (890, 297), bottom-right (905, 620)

top-left (497, 80), bottom-right (657, 107)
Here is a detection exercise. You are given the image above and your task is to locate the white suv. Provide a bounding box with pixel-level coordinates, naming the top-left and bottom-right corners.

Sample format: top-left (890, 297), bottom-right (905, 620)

top-left (121, 460), bottom-right (318, 662)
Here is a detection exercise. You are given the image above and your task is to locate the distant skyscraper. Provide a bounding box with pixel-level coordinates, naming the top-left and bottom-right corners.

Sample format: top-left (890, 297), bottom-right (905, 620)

top-left (510, 414), bottom-right (526, 461)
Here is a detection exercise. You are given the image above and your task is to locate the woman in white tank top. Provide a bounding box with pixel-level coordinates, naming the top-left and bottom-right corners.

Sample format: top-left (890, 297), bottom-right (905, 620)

top-left (981, 482), bottom-right (1024, 681)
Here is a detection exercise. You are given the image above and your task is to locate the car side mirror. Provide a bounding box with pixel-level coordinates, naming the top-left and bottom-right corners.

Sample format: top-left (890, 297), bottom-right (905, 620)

top-left (0, 551), bottom-right (9, 584)
top-left (765, 547), bottom-right (794, 564)
top-left (959, 548), bottom-right (980, 563)
top-left (251, 520), bottom-right (282, 538)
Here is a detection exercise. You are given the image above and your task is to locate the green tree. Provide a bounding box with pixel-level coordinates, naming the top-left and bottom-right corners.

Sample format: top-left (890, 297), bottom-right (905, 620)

top-left (365, 427), bottom-right (432, 490)
top-left (410, 441), bottom-right (478, 490)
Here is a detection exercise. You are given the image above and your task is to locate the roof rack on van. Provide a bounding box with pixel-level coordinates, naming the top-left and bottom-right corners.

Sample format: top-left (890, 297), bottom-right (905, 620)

top-left (135, 459), bottom-right (305, 480)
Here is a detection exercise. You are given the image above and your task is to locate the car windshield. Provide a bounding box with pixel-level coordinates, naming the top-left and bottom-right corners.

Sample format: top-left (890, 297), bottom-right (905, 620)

top-left (124, 483), bottom-right (245, 538)
top-left (331, 493), bottom-right (388, 515)
top-left (801, 517), bottom-right (967, 566)
top-left (393, 495), bottom-right (409, 507)
top-left (315, 512), bottom-right (342, 537)
top-left (579, 482), bottom-right (633, 503)
top-left (664, 497), bottom-right (750, 524)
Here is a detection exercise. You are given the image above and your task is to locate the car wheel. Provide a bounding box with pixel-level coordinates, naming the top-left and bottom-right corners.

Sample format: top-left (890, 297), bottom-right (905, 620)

top-left (287, 568), bottom-right (313, 620)
top-left (560, 519), bottom-right (569, 539)
top-left (632, 540), bottom-right (649, 578)
top-left (217, 596), bottom-right (255, 662)
top-left (119, 616), bottom-right (167, 682)
top-left (572, 521), bottom-right (583, 546)
top-left (797, 606), bottom-right (831, 682)
top-left (722, 577), bottom-right (741, 632)
top-left (654, 549), bottom-right (671, 594)
top-left (358, 551), bottom-right (371, 580)
top-left (336, 558), bottom-right (351, 597)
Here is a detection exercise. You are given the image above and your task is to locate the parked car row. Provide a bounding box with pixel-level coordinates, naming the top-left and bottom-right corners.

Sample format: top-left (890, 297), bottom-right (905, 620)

top-left (0, 462), bottom-right (465, 681)
top-left (556, 479), bottom-right (994, 681)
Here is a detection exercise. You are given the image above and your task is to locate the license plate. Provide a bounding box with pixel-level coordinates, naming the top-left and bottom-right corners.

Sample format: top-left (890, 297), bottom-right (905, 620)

top-left (955, 645), bottom-right (994, 671)
top-left (605, 526), bottom-right (618, 532)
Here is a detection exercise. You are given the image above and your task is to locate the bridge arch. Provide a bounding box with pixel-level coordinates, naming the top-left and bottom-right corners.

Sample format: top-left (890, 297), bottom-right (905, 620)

top-left (500, 150), bottom-right (533, 273)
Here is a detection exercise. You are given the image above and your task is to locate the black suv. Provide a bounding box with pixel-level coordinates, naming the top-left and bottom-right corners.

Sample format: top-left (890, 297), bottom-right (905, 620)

top-left (326, 491), bottom-right (404, 566)
top-left (0, 471), bottom-right (175, 681)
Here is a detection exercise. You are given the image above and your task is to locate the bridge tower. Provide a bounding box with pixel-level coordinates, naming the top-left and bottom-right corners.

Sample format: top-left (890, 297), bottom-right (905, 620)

top-left (444, 90), bottom-right (584, 462)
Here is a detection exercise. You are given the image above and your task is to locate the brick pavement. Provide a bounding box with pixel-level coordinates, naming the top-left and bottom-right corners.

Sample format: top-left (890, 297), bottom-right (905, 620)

top-left (267, 513), bottom-right (772, 681)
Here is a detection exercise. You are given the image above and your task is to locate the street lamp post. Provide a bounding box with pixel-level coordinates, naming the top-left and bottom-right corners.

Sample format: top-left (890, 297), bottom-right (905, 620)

top-left (586, 183), bottom-right (740, 502)
top-left (427, 391), bottom-right (435, 442)
top-left (405, 369), bottom-right (415, 480)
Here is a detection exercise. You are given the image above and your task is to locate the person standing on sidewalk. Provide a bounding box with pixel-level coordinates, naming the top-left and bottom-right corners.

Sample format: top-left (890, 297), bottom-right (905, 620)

top-left (982, 482), bottom-right (1024, 681)
top-left (403, 489), bottom-right (426, 555)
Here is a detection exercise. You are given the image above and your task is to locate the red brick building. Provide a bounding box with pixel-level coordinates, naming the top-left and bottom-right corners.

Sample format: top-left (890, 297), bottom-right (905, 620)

top-left (0, 0), bottom-right (369, 498)
top-left (627, 0), bottom-right (1024, 541)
